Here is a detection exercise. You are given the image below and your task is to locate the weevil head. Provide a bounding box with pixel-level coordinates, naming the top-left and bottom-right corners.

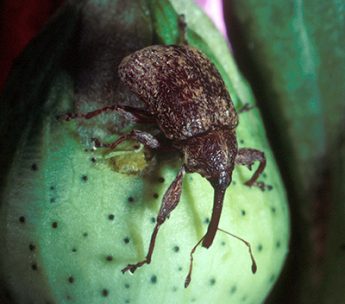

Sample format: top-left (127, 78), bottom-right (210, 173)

top-left (181, 128), bottom-right (238, 190)
top-left (181, 128), bottom-right (238, 249)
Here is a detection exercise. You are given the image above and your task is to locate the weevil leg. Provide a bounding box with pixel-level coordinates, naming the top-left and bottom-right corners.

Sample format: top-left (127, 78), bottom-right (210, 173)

top-left (57, 104), bottom-right (155, 124)
top-left (121, 105), bottom-right (156, 124)
top-left (238, 103), bottom-right (256, 114)
top-left (122, 166), bottom-right (185, 274)
top-left (178, 14), bottom-right (188, 45)
top-left (58, 104), bottom-right (120, 121)
top-left (93, 129), bottom-right (160, 150)
top-left (235, 148), bottom-right (266, 188)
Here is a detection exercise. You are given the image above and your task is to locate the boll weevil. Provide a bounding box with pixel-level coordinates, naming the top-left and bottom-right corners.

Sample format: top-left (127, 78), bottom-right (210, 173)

top-left (61, 16), bottom-right (266, 287)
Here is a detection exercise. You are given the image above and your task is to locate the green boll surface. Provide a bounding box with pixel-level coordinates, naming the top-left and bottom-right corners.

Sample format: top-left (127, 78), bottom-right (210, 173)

top-left (0, 88), bottom-right (289, 304)
top-left (0, 1), bottom-right (289, 303)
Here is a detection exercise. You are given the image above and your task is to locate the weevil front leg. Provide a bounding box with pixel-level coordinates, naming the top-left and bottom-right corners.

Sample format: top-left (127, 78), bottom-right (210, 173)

top-left (58, 104), bottom-right (155, 124)
top-left (93, 129), bottom-right (160, 150)
top-left (122, 166), bottom-right (185, 274)
top-left (235, 148), bottom-right (266, 188)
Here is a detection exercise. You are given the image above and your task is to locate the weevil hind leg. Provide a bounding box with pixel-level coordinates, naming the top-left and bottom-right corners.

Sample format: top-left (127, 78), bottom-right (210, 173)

top-left (235, 148), bottom-right (266, 188)
top-left (122, 166), bottom-right (185, 274)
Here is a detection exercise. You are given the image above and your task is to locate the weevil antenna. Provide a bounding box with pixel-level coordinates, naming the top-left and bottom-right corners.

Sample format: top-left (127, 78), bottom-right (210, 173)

top-left (184, 235), bottom-right (205, 288)
top-left (218, 228), bottom-right (257, 273)
top-left (184, 227), bottom-right (257, 288)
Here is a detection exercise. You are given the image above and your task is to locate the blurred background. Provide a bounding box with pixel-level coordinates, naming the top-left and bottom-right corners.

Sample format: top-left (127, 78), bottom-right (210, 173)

top-left (1, 0), bottom-right (344, 303)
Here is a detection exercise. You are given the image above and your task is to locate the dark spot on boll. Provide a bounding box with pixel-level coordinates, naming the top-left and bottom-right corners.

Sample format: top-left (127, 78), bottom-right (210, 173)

top-left (241, 295), bottom-right (247, 302)
top-left (157, 177), bottom-right (165, 183)
top-left (81, 175), bottom-right (88, 182)
top-left (173, 245), bottom-right (180, 252)
top-left (230, 285), bottom-right (237, 294)
top-left (106, 255), bottom-right (113, 262)
top-left (91, 157), bottom-right (97, 163)
top-left (257, 244), bottom-right (263, 252)
top-left (124, 283), bottom-right (130, 289)
top-left (68, 276), bottom-right (74, 284)
top-left (153, 193), bottom-right (159, 199)
top-left (150, 275), bottom-right (157, 284)
top-left (269, 274), bottom-right (276, 283)
top-left (83, 232), bottom-right (88, 237)
top-left (123, 237), bottom-right (130, 244)
top-left (50, 186), bottom-right (55, 191)
top-left (72, 247), bottom-right (77, 252)
top-left (276, 241), bottom-right (281, 248)
top-left (108, 214), bottom-right (115, 220)
top-left (150, 217), bottom-right (156, 223)
top-left (31, 163), bottom-right (38, 171)
top-left (209, 278), bottom-right (216, 286)
top-left (177, 266), bottom-right (183, 272)
top-left (221, 241), bottom-right (226, 246)
top-left (239, 139), bottom-right (244, 144)
top-left (241, 210), bottom-right (246, 216)
top-left (232, 180), bottom-right (237, 185)
top-left (204, 217), bottom-right (210, 224)
top-left (125, 299), bottom-right (130, 304)
top-left (101, 289), bottom-right (109, 297)
top-left (19, 216), bottom-right (26, 223)
top-left (127, 197), bottom-right (134, 203)
top-left (31, 263), bottom-right (38, 271)
top-left (29, 243), bottom-right (36, 251)
top-left (50, 198), bottom-right (56, 203)
top-left (262, 173), bottom-right (267, 178)
top-left (52, 222), bottom-right (58, 229)
top-left (267, 185), bottom-right (273, 191)
top-left (172, 286), bottom-right (178, 292)
top-left (271, 207), bottom-right (276, 214)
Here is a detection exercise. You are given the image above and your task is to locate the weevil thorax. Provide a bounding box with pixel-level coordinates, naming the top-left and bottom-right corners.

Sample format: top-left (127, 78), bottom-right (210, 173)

top-left (181, 128), bottom-right (238, 190)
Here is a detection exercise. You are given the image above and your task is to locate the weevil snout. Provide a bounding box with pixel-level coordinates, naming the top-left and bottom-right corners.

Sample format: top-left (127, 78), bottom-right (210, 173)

top-left (179, 129), bottom-right (238, 248)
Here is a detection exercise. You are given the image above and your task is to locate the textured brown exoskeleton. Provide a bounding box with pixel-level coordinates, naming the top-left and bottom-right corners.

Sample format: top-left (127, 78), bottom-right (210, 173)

top-left (117, 44), bottom-right (265, 286)
top-left (61, 17), bottom-right (266, 288)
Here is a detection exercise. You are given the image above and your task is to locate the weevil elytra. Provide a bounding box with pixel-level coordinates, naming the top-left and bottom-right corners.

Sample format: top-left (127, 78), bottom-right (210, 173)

top-left (60, 15), bottom-right (266, 287)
